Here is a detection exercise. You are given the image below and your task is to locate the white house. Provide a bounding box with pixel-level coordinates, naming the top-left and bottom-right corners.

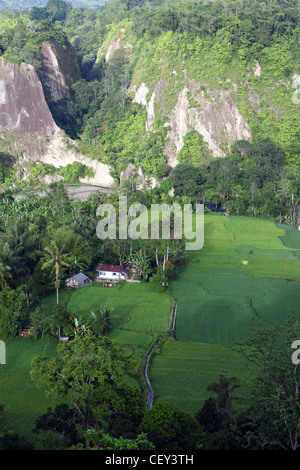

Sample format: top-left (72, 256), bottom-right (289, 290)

top-left (96, 264), bottom-right (128, 281)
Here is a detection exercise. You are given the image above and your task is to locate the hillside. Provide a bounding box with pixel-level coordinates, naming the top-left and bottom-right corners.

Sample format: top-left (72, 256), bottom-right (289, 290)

top-left (62, 0), bottom-right (300, 173)
top-left (1, 0), bottom-right (300, 451)
top-left (0, 0), bottom-right (299, 211)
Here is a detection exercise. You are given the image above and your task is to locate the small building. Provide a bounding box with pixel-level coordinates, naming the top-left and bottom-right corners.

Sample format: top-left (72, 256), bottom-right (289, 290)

top-left (96, 264), bottom-right (129, 281)
top-left (223, 212), bottom-right (230, 217)
top-left (59, 336), bottom-right (70, 343)
top-left (65, 273), bottom-right (91, 288)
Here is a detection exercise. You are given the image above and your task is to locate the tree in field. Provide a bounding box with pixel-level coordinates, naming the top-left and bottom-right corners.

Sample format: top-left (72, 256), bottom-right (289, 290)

top-left (88, 308), bottom-right (111, 337)
top-left (0, 286), bottom-right (26, 337)
top-left (139, 402), bottom-right (202, 450)
top-left (29, 307), bottom-right (47, 339)
top-left (206, 375), bottom-right (242, 420)
top-left (196, 397), bottom-right (223, 435)
top-left (41, 240), bottom-right (71, 305)
top-left (48, 303), bottom-right (70, 338)
top-left (30, 332), bottom-right (137, 446)
top-left (68, 309), bottom-right (111, 339)
top-left (195, 382), bottom-right (246, 450)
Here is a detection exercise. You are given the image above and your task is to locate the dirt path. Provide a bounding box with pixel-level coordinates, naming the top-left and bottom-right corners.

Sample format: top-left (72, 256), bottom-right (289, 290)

top-left (66, 184), bottom-right (112, 201)
top-left (14, 184), bottom-right (112, 202)
top-left (143, 303), bottom-right (177, 409)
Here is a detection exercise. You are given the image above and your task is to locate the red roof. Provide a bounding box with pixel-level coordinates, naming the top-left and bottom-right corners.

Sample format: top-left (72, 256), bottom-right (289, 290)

top-left (97, 264), bottom-right (124, 273)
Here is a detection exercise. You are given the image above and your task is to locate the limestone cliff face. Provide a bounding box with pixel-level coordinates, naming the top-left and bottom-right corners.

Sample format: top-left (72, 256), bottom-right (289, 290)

top-left (40, 41), bottom-right (80, 102)
top-left (39, 131), bottom-right (115, 188)
top-left (132, 80), bottom-right (168, 131)
top-left (165, 84), bottom-right (252, 167)
top-left (0, 58), bottom-right (114, 188)
top-left (132, 79), bottom-right (252, 168)
top-left (101, 33), bottom-right (252, 169)
top-left (95, 27), bottom-right (133, 64)
top-left (0, 58), bottom-right (56, 156)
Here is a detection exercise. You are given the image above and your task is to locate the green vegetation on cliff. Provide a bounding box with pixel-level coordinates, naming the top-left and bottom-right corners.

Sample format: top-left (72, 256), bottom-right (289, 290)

top-left (0, 0), bottom-right (299, 218)
top-left (59, 0), bottom-right (300, 183)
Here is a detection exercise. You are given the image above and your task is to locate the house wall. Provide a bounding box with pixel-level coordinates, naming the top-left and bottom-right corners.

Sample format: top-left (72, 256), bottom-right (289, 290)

top-left (98, 271), bottom-right (126, 280)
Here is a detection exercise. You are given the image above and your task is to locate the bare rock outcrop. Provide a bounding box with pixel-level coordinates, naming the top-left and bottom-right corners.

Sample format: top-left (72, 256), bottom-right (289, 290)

top-left (132, 78), bottom-right (252, 168)
top-left (40, 41), bottom-right (80, 102)
top-left (95, 27), bottom-right (132, 64)
top-left (0, 58), bottom-right (56, 157)
top-left (253, 60), bottom-right (261, 77)
top-left (39, 131), bottom-right (115, 188)
top-left (164, 84), bottom-right (252, 167)
top-left (133, 80), bottom-right (168, 130)
top-left (0, 58), bottom-right (114, 188)
top-left (120, 163), bottom-right (158, 189)
top-left (105, 38), bottom-right (121, 62)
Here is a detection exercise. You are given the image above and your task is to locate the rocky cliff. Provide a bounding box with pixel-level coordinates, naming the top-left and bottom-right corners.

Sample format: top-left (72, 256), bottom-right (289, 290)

top-left (96, 20), bottom-right (298, 175)
top-left (98, 28), bottom-right (253, 170)
top-left (95, 26), bottom-right (133, 64)
top-left (0, 57), bottom-right (114, 188)
top-left (130, 79), bottom-right (252, 168)
top-left (40, 41), bottom-right (80, 103)
top-left (0, 58), bottom-right (56, 155)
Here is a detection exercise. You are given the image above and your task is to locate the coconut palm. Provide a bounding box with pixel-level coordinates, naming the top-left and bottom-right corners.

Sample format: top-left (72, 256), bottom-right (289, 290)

top-left (88, 308), bottom-right (112, 337)
top-left (41, 240), bottom-right (71, 305)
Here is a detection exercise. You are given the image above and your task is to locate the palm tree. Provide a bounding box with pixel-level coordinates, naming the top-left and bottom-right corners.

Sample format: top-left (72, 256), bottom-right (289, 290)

top-left (0, 223), bottom-right (41, 278)
top-left (88, 308), bottom-right (111, 337)
top-left (41, 240), bottom-right (71, 305)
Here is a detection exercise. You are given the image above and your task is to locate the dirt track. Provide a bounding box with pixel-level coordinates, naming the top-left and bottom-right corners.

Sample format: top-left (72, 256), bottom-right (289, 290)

top-left (14, 184), bottom-right (112, 202)
top-left (66, 184), bottom-right (112, 201)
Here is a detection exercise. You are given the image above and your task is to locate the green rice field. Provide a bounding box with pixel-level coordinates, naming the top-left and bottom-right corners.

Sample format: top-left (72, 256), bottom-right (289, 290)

top-left (3, 214), bottom-right (300, 440)
top-left (0, 339), bottom-right (60, 440)
top-left (149, 215), bottom-right (300, 411)
top-left (0, 282), bottom-right (172, 441)
top-left (149, 339), bottom-right (256, 415)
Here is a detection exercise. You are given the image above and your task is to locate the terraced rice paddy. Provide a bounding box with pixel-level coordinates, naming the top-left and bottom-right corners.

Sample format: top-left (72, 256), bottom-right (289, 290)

top-left (149, 215), bottom-right (300, 412)
top-left (4, 214), bottom-right (300, 439)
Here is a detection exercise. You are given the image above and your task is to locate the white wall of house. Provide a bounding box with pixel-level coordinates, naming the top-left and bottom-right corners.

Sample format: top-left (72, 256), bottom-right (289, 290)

top-left (98, 271), bottom-right (126, 280)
